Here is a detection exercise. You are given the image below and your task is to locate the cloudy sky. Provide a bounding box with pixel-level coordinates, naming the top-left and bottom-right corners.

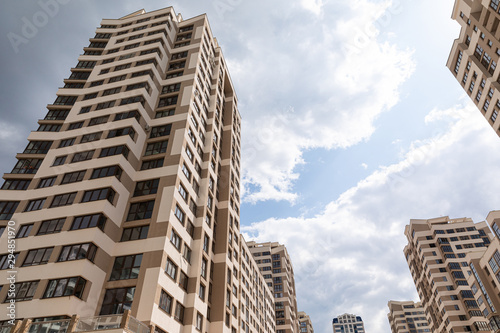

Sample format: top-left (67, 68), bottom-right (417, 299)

top-left (2, 0), bottom-right (500, 332)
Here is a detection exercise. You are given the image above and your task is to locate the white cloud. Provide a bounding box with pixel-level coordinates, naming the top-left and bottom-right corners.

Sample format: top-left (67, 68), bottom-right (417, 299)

top-left (243, 101), bottom-right (500, 333)
top-left (231, 0), bottom-right (415, 204)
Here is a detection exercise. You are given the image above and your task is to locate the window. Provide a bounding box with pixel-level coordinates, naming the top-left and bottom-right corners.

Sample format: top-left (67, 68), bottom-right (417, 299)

top-left (45, 110), bottom-right (69, 120)
top-left (81, 132), bottom-right (102, 143)
top-left (159, 290), bottom-right (173, 314)
top-left (58, 138), bottom-right (75, 148)
top-left (134, 179), bottom-right (159, 197)
top-left (61, 170), bottom-right (86, 184)
top-left (158, 96), bottom-right (178, 108)
top-left (53, 96), bottom-right (77, 106)
top-left (114, 110), bottom-right (139, 121)
top-left (96, 100), bottom-right (116, 110)
top-left (182, 245), bottom-right (191, 264)
top-left (23, 141), bottom-right (52, 154)
top-left (88, 116), bottom-right (109, 126)
top-left (150, 124), bottom-right (172, 138)
top-left (37, 218), bottom-right (65, 235)
top-left (198, 284), bottom-right (206, 301)
top-left (120, 96), bottom-right (145, 106)
top-left (68, 122), bottom-right (84, 130)
top-left (91, 165), bottom-right (122, 180)
top-left (178, 183), bottom-right (187, 201)
top-left (81, 188), bottom-right (115, 203)
top-left (203, 234), bottom-right (209, 253)
top-left (5, 281), bottom-right (38, 301)
top-left (201, 257), bottom-right (207, 279)
top-left (71, 213), bottom-right (106, 230)
top-left (22, 247), bottom-right (53, 266)
top-left (37, 177), bottom-right (56, 188)
top-left (99, 287), bottom-right (135, 315)
top-left (50, 192), bottom-right (77, 208)
top-left (103, 87), bottom-right (121, 96)
top-left (0, 252), bottom-right (18, 270)
top-left (126, 201), bottom-right (155, 221)
top-left (174, 302), bottom-right (185, 323)
top-left (52, 155), bottom-right (67, 166)
top-left (71, 150), bottom-right (94, 163)
top-left (12, 159), bottom-right (42, 174)
top-left (99, 145), bottom-right (129, 158)
top-left (126, 82), bottom-right (150, 92)
top-left (141, 158), bottom-right (164, 170)
top-left (110, 254), bottom-right (143, 280)
top-left (83, 93), bottom-right (97, 100)
top-left (1, 179), bottom-right (31, 190)
top-left (165, 258), bottom-right (178, 280)
top-left (174, 205), bottom-right (185, 224)
top-left (37, 124), bottom-right (61, 132)
top-left (170, 229), bottom-right (181, 251)
top-left (25, 198), bottom-right (46, 212)
top-left (162, 83), bottom-right (181, 94)
top-left (107, 127), bottom-right (135, 140)
top-left (121, 225), bottom-right (149, 242)
top-left (155, 109), bottom-right (175, 118)
top-left (57, 244), bottom-right (95, 264)
top-left (144, 141), bottom-right (168, 156)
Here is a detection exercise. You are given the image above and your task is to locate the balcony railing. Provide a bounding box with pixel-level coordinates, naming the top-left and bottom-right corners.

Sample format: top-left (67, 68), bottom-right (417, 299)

top-left (3, 311), bottom-right (149, 333)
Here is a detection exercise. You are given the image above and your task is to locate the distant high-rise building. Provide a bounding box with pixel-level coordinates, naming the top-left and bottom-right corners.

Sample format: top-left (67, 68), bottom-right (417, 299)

top-left (447, 0), bottom-right (500, 135)
top-left (247, 241), bottom-right (299, 333)
top-left (0, 6), bottom-right (276, 333)
top-left (332, 313), bottom-right (365, 333)
top-left (298, 311), bottom-right (314, 333)
top-left (387, 301), bottom-right (430, 333)
top-left (404, 216), bottom-right (494, 333)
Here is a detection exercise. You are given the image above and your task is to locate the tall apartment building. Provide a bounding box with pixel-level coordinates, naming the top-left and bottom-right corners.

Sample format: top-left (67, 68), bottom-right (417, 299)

top-left (447, 0), bottom-right (500, 136)
top-left (332, 313), bottom-right (365, 333)
top-left (0, 6), bottom-right (276, 333)
top-left (247, 242), bottom-right (299, 333)
top-left (404, 216), bottom-right (494, 333)
top-left (297, 311), bottom-right (314, 333)
top-left (387, 301), bottom-right (430, 333)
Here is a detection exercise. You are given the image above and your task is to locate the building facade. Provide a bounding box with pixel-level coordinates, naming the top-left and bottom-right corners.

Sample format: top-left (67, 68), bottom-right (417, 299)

top-left (0, 6), bottom-right (275, 333)
top-left (297, 311), bottom-right (314, 333)
top-left (404, 216), bottom-right (494, 333)
top-left (332, 313), bottom-right (365, 333)
top-left (447, 0), bottom-right (500, 136)
top-left (247, 242), bottom-right (299, 333)
top-left (387, 301), bottom-right (430, 333)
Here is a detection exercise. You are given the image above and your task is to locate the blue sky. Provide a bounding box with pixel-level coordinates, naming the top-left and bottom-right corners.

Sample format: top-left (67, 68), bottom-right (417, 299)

top-left (2, 1), bottom-right (500, 332)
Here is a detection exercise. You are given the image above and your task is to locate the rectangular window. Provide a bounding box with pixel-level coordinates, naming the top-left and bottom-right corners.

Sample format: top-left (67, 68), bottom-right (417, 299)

top-left (103, 87), bottom-right (121, 96)
top-left (107, 127), bottom-right (135, 139)
top-left (61, 170), bottom-right (86, 184)
top-left (141, 158), bottom-right (164, 170)
top-left (22, 247), bottom-right (53, 266)
top-left (37, 218), bottom-right (65, 235)
top-left (88, 116), bottom-right (109, 126)
top-left (91, 165), bottom-right (122, 180)
top-left (58, 243), bottom-right (98, 263)
top-left (114, 110), bottom-right (140, 122)
top-left (179, 271), bottom-right (188, 290)
top-left (162, 83), bottom-right (181, 94)
top-left (144, 141), bottom-right (168, 156)
top-left (170, 229), bottom-right (181, 251)
top-left (159, 290), bottom-right (173, 314)
top-left (99, 145), bottom-right (129, 158)
top-left (25, 198), bottom-right (46, 212)
top-left (43, 277), bottom-right (86, 299)
top-left (71, 150), bottom-right (95, 163)
top-left (126, 201), bottom-right (155, 221)
top-left (68, 122), bottom-right (84, 130)
top-left (150, 124), bottom-right (172, 138)
top-left (58, 138), bottom-right (75, 148)
top-left (120, 96), bottom-right (145, 106)
top-left (45, 110), bottom-right (69, 120)
top-left (37, 124), bottom-right (61, 132)
top-left (0, 252), bottom-right (19, 270)
top-left (174, 302), bottom-right (185, 323)
top-left (52, 155), bottom-right (67, 166)
top-left (81, 188), bottom-right (115, 203)
top-left (96, 100), bottom-right (116, 110)
top-left (110, 254), bottom-right (143, 280)
top-left (165, 258), bottom-right (178, 280)
top-left (174, 205), bottom-right (185, 224)
top-left (80, 132), bottom-right (102, 143)
top-left (5, 281), bottom-right (38, 301)
top-left (155, 109), bottom-right (175, 118)
top-left (1, 179), bottom-right (31, 190)
top-left (71, 213), bottom-right (106, 231)
top-left (158, 96), bottom-right (178, 108)
top-left (23, 141), bottom-right (52, 154)
top-left (16, 224), bottom-right (33, 238)
top-left (11, 159), bottom-right (42, 174)
top-left (134, 179), bottom-right (160, 196)
top-left (50, 192), bottom-right (77, 208)
top-left (121, 225), bottom-right (149, 242)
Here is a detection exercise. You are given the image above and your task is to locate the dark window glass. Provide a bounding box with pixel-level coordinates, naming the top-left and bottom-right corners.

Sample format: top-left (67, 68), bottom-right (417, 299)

top-left (16, 224), bottom-right (33, 238)
top-left (81, 188), bottom-right (115, 203)
top-left (1, 179), bottom-right (31, 190)
top-left (110, 254), bottom-right (143, 280)
top-left (43, 277), bottom-right (86, 299)
top-left (50, 192), bottom-right (77, 208)
top-left (99, 287), bottom-right (135, 315)
top-left (22, 247), bottom-right (53, 266)
top-left (121, 226), bottom-right (149, 242)
top-left (133, 179), bottom-right (159, 196)
top-left (37, 218), bottom-right (65, 235)
top-left (126, 201), bottom-right (155, 221)
top-left (71, 214), bottom-right (106, 231)
top-left (58, 243), bottom-right (97, 262)
top-left (140, 158), bottom-right (164, 170)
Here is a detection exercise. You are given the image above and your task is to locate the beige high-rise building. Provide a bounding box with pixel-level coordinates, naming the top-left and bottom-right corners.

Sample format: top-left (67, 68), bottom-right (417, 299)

top-left (247, 242), bottom-right (299, 333)
top-left (297, 311), bottom-right (314, 333)
top-left (387, 301), bottom-right (430, 333)
top-left (447, 0), bottom-right (500, 135)
top-left (332, 313), bottom-right (365, 333)
top-left (0, 6), bottom-right (275, 333)
top-left (404, 216), bottom-right (494, 333)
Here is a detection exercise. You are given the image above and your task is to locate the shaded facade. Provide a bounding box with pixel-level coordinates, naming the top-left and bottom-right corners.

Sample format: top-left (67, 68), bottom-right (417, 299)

top-left (447, 0), bottom-right (500, 135)
top-left (404, 216), bottom-right (494, 333)
top-left (387, 301), bottom-right (430, 333)
top-left (247, 242), bottom-right (299, 333)
top-left (0, 6), bottom-right (275, 333)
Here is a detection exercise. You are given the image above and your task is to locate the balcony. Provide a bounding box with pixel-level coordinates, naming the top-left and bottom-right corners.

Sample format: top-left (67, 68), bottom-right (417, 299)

top-left (1, 311), bottom-right (149, 333)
